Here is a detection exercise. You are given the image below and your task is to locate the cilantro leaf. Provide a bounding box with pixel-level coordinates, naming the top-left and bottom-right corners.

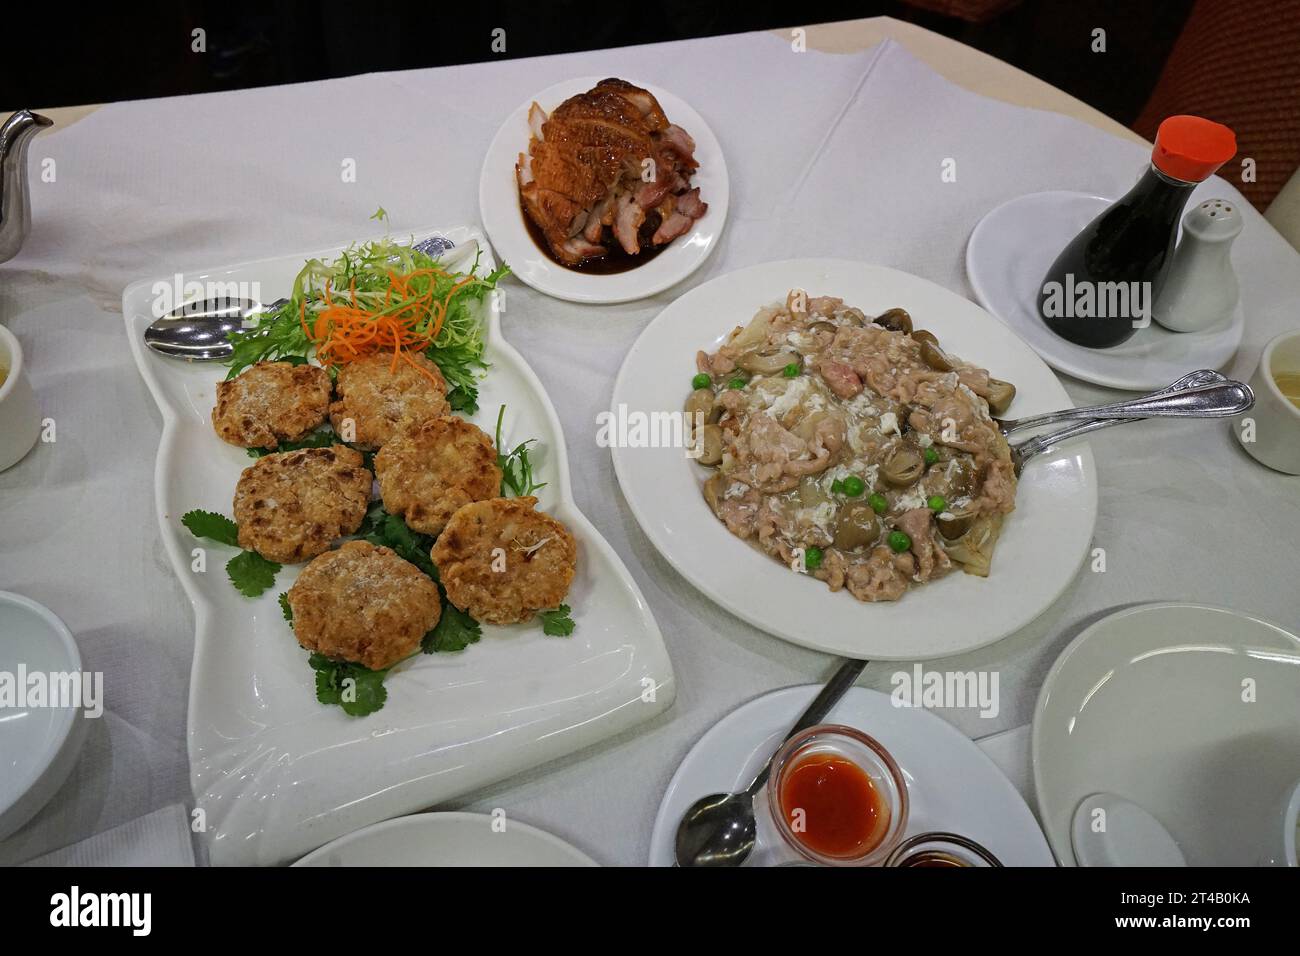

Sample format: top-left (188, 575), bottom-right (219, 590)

top-left (308, 653), bottom-right (388, 717)
top-left (225, 550), bottom-right (281, 597)
top-left (446, 383), bottom-right (480, 415)
top-left (423, 603), bottom-right (482, 653)
top-left (361, 501), bottom-right (438, 579)
top-left (182, 509), bottom-right (240, 547)
top-left (538, 605), bottom-right (576, 637)
top-left (247, 428), bottom-right (341, 459)
top-left (279, 592), bottom-right (293, 623)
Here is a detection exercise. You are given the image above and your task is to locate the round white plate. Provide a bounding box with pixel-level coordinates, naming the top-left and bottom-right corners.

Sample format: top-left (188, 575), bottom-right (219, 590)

top-left (1033, 603), bottom-right (1300, 866)
top-left (966, 191), bottom-right (1244, 391)
top-left (610, 258), bottom-right (1098, 660)
top-left (649, 685), bottom-right (1054, 866)
top-left (294, 812), bottom-right (597, 867)
top-left (479, 76), bottom-right (729, 304)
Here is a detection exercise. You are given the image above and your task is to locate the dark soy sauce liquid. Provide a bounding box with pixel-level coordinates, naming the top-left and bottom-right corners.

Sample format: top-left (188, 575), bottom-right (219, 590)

top-left (520, 200), bottom-right (669, 275)
top-left (1037, 165), bottom-right (1195, 348)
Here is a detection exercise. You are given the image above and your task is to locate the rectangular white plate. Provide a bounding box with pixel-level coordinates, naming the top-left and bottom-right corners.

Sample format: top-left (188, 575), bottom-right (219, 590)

top-left (123, 226), bottom-right (675, 865)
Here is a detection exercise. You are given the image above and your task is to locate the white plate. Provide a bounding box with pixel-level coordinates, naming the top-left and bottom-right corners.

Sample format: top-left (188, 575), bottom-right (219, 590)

top-left (479, 76), bottom-right (729, 304)
top-left (648, 685), bottom-right (1054, 866)
top-left (293, 811), bottom-right (597, 867)
top-left (610, 258), bottom-right (1098, 660)
top-left (1032, 603), bottom-right (1300, 866)
top-left (967, 191), bottom-right (1244, 391)
top-left (122, 226), bottom-right (675, 866)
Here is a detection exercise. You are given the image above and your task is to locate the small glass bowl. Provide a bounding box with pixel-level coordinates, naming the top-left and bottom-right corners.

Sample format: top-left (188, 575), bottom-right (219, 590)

top-left (766, 724), bottom-right (909, 867)
top-left (884, 831), bottom-right (1003, 867)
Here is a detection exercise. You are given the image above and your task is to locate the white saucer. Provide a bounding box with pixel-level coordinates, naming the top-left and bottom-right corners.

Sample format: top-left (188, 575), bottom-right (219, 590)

top-left (293, 812), bottom-right (598, 867)
top-left (648, 685), bottom-right (1054, 866)
top-left (966, 191), bottom-right (1244, 391)
top-left (479, 76), bottom-right (729, 304)
top-left (1033, 603), bottom-right (1300, 866)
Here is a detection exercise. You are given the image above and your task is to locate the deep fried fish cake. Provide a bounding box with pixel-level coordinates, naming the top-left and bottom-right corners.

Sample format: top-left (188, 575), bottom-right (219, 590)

top-left (374, 416), bottom-right (502, 536)
top-left (430, 496), bottom-right (577, 626)
top-left (328, 353), bottom-right (449, 450)
top-left (233, 446), bottom-right (371, 563)
top-left (211, 361), bottom-right (332, 449)
top-left (287, 540), bottom-right (441, 670)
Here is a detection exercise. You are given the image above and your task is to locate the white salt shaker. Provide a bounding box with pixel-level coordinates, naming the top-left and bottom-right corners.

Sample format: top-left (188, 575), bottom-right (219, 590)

top-left (1154, 198), bottom-right (1242, 332)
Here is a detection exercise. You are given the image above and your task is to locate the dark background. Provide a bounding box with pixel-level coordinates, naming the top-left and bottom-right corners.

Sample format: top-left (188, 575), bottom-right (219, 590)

top-left (10, 0), bottom-right (1297, 210)
top-left (6, 0), bottom-right (1192, 125)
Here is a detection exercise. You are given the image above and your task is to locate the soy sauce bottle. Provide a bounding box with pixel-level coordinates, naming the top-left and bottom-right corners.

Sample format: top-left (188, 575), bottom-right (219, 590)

top-left (1037, 115), bottom-right (1236, 348)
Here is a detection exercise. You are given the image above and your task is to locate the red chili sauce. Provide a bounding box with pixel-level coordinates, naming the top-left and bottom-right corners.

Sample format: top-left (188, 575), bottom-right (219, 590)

top-left (779, 752), bottom-right (888, 859)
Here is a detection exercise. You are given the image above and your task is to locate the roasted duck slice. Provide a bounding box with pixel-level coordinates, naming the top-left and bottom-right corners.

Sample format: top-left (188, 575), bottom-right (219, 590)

top-left (517, 78), bottom-right (708, 266)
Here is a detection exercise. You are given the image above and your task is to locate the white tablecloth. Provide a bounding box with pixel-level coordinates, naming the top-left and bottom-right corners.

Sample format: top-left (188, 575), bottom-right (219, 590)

top-left (1, 33), bottom-right (1297, 866)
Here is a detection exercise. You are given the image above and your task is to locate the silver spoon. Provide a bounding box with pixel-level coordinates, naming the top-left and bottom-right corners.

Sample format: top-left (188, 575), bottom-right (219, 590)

top-left (1010, 373), bottom-right (1253, 475)
top-left (144, 296), bottom-right (287, 361)
top-left (998, 373), bottom-right (1250, 436)
top-left (142, 235), bottom-right (458, 362)
top-left (675, 657), bottom-right (868, 867)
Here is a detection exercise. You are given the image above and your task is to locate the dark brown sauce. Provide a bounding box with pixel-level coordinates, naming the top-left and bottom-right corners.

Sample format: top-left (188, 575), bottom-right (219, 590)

top-left (519, 197), bottom-right (670, 275)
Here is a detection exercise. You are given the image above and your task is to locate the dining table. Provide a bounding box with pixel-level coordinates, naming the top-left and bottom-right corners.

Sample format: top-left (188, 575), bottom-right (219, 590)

top-left (1, 15), bottom-right (1297, 866)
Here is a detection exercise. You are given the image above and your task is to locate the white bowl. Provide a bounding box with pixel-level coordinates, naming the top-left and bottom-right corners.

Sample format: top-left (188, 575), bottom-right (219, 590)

top-left (1234, 328), bottom-right (1300, 474)
top-left (0, 592), bottom-right (89, 840)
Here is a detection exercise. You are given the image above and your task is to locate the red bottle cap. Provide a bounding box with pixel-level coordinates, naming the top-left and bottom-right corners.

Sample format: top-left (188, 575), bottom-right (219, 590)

top-left (1152, 115), bottom-right (1237, 183)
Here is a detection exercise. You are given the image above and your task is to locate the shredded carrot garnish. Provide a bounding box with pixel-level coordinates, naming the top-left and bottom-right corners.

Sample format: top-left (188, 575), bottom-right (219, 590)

top-left (303, 266), bottom-right (474, 386)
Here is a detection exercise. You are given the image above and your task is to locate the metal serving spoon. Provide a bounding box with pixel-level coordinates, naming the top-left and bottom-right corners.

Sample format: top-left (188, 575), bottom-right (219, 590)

top-left (142, 235), bottom-right (458, 362)
top-left (1009, 371), bottom-right (1253, 475)
top-left (674, 657), bottom-right (867, 867)
top-left (997, 371), bottom-right (1249, 437)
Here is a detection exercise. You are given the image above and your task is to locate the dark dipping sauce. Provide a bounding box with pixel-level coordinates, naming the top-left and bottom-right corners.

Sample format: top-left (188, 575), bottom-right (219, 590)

top-left (780, 753), bottom-right (888, 859)
top-left (520, 200), bottom-right (670, 275)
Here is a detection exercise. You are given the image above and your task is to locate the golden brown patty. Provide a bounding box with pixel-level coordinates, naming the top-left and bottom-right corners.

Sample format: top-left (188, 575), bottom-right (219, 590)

top-left (233, 446), bottom-right (372, 563)
top-left (211, 361), bottom-right (332, 449)
top-left (287, 540), bottom-right (441, 670)
top-left (328, 353), bottom-right (449, 450)
top-left (375, 416), bottom-right (503, 536)
top-left (430, 496), bottom-right (577, 626)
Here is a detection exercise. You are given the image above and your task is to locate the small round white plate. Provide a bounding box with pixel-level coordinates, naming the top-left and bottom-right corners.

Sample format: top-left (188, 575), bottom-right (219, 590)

top-left (611, 258), bottom-right (1097, 660)
top-left (649, 686), bottom-right (1054, 866)
top-left (294, 812), bottom-right (598, 867)
top-left (479, 76), bottom-right (729, 304)
top-left (1033, 603), bottom-right (1300, 866)
top-left (967, 191), bottom-right (1244, 391)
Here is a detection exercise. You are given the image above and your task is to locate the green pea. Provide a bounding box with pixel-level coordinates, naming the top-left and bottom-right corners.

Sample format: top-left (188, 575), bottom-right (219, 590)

top-left (842, 475), bottom-right (866, 497)
top-left (782, 363), bottom-right (800, 378)
top-left (804, 546), bottom-right (824, 570)
top-left (868, 493), bottom-right (888, 515)
top-left (887, 530), bottom-right (912, 553)
top-left (923, 446), bottom-right (939, 465)
top-left (692, 373), bottom-right (712, 390)
top-left (728, 376), bottom-right (748, 390)
top-left (830, 479), bottom-right (845, 495)
top-left (927, 495), bottom-right (947, 512)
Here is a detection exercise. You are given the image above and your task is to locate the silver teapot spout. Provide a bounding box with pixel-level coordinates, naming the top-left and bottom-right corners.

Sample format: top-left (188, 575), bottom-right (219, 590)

top-left (0, 109), bottom-right (54, 264)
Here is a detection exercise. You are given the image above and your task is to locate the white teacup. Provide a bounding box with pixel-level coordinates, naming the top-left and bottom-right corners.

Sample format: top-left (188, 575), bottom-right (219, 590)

top-left (1234, 329), bottom-right (1300, 474)
top-left (0, 324), bottom-right (41, 472)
